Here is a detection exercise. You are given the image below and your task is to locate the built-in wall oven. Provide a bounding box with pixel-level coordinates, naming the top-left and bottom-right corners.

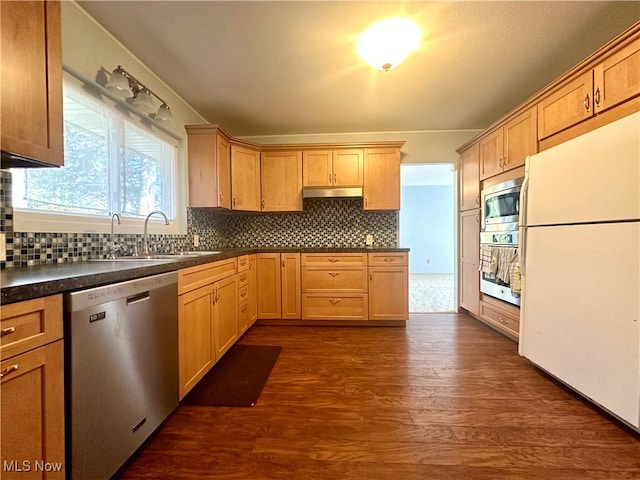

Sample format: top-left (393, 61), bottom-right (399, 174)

top-left (479, 178), bottom-right (523, 307)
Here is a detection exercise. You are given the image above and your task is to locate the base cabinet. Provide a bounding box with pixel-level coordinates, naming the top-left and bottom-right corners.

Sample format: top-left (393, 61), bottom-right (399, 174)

top-left (368, 253), bottom-right (409, 321)
top-left (0, 295), bottom-right (65, 479)
top-left (256, 253), bottom-right (301, 320)
top-left (214, 275), bottom-right (238, 359)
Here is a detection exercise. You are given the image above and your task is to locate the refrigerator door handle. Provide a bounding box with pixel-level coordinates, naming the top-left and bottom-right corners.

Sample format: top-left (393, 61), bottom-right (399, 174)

top-left (519, 161), bottom-right (531, 275)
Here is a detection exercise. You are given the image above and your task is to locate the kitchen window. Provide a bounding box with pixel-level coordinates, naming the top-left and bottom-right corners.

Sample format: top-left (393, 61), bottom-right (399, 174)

top-left (11, 79), bottom-right (182, 233)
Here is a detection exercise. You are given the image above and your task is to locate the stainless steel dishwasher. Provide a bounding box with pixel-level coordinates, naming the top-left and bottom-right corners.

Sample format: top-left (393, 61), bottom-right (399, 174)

top-left (65, 271), bottom-right (178, 480)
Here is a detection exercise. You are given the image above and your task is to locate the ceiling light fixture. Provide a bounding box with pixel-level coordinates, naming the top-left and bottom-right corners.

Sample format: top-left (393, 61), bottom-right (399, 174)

top-left (357, 18), bottom-right (421, 71)
top-left (106, 65), bottom-right (173, 124)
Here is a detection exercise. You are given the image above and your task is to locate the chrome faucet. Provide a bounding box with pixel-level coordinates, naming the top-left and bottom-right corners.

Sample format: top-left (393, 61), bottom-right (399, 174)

top-left (142, 210), bottom-right (170, 255)
top-left (109, 213), bottom-right (122, 259)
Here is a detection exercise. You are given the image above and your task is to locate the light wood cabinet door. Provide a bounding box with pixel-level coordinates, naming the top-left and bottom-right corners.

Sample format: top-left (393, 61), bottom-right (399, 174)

top-left (459, 143), bottom-right (480, 211)
top-left (1, 0), bottom-right (63, 168)
top-left (256, 253), bottom-right (282, 319)
top-left (363, 147), bottom-right (401, 210)
top-left (214, 275), bottom-right (238, 359)
top-left (231, 145), bottom-right (261, 211)
top-left (537, 70), bottom-right (594, 140)
top-left (594, 38), bottom-right (640, 114)
top-left (303, 150), bottom-right (333, 187)
top-left (281, 253), bottom-right (302, 319)
top-left (1, 341), bottom-right (65, 479)
top-left (186, 128), bottom-right (231, 209)
top-left (459, 209), bottom-right (480, 315)
top-left (178, 285), bottom-right (216, 399)
top-left (333, 149), bottom-right (364, 186)
top-left (261, 151), bottom-right (303, 211)
top-left (368, 265), bottom-right (409, 321)
top-left (248, 255), bottom-right (258, 326)
top-left (479, 128), bottom-right (504, 180)
top-left (503, 106), bottom-right (537, 172)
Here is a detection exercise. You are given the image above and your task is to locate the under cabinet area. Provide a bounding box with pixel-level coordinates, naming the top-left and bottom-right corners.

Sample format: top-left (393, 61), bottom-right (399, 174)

top-left (0, 295), bottom-right (65, 479)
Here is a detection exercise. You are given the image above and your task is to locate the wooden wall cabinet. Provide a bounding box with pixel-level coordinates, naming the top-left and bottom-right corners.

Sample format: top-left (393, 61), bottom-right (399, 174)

top-left (480, 107), bottom-right (537, 180)
top-left (186, 126), bottom-right (231, 208)
top-left (261, 151), bottom-right (303, 211)
top-left (256, 253), bottom-right (301, 320)
top-left (178, 258), bottom-right (238, 399)
top-left (1, 0), bottom-right (63, 168)
top-left (231, 145), bottom-right (261, 211)
top-left (368, 252), bottom-right (409, 321)
top-left (459, 143), bottom-right (480, 211)
top-left (459, 209), bottom-right (480, 315)
top-left (0, 295), bottom-right (65, 479)
top-left (302, 149), bottom-right (364, 187)
top-left (538, 37), bottom-right (640, 140)
top-left (363, 147), bottom-right (401, 210)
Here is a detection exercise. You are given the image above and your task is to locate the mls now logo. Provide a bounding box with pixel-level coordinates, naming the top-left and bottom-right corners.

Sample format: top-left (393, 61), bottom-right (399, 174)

top-left (3, 460), bottom-right (64, 473)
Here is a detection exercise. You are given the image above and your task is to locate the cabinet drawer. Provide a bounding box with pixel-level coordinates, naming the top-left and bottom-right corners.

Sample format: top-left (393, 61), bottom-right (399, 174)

top-left (301, 267), bottom-right (367, 292)
top-left (302, 293), bottom-right (368, 320)
top-left (1, 295), bottom-right (62, 361)
top-left (237, 270), bottom-right (250, 288)
top-left (480, 302), bottom-right (520, 335)
top-left (238, 285), bottom-right (250, 304)
top-left (367, 252), bottom-right (408, 266)
top-left (178, 258), bottom-right (237, 295)
top-left (301, 253), bottom-right (367, 266)
top-left (237, 255), bottom-right (250, 272)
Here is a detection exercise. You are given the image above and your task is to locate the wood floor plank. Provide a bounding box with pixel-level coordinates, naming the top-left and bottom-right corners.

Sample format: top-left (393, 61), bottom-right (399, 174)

top-left (115, 314), bottom-right (640, 480)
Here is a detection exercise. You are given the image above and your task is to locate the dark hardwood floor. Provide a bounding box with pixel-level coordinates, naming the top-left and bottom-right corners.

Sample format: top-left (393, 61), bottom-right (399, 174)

top-left (117, 314), bottom-right (640, 479)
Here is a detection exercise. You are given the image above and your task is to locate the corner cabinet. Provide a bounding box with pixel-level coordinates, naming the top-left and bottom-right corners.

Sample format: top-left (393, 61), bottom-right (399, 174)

top-left (1, 0), bottom-right (63, 168)
top-left (261, 151), bottom-right (303, 211)
top-left (363, 147), bottom-right (401, 210)
top-left (0, 295), bottom-right (65, 479)
top-left (186, 125), bottom-right (231, 208)
top-left (231, 145), bottom-right (261, 211)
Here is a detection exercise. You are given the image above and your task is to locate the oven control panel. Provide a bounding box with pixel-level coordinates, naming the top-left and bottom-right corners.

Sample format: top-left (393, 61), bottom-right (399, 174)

top-left (480, 231), bottom-right (519, 246)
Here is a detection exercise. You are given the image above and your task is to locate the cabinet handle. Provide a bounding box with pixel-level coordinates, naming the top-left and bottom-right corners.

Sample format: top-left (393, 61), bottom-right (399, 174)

top-left (329, 299), bottom-right (341, 305)
top-left (240, 291), bottom-right (247, 299)
top-left (219, 192), bottom-right (223, 203)
top-left (241, 305), bottom-right (247, 313)
top-left (328, 272), bottom-right (341, 277)
top-left (233, 196), bottom-right (236, 207)
top-left (475, 213), bottom-right (480, 223)
top-left (328, 258), bottom-right (339, 263)
top-left (333, 173), bottom-right (337, 183)
top-left (0, 364), bottom-right (19, 378)
top-left (594, 87), bottom-right (601, 106)
top-left (370, 273), bottom-right (373, 281)
top-left (262, 199), bottom-right (265, 209)
top-left (383, 258), bottom-right (395, 263)
top-left (584, 93), bottom-right (590, 111)
top-left (329, 173), bottom-right (332, 184)
top-left (502, 156), bottom-right (508, 168)
top-left (281, 258), bottom-right (285, 267)
top-left (475, 195), bottom-right (480, 205)
top-left (364, 197), bottom-right (368, 208)
top-left (240, 274), bottom-right (247, 282)
top-left (1, 326), bottom-right (16, 337)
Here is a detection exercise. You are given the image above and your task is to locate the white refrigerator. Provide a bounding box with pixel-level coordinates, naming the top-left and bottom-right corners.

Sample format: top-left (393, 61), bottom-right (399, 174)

top-left (519, 111), bottom-right (640, 431)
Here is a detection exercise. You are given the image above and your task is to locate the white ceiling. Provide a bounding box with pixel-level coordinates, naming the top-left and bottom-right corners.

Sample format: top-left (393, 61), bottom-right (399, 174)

top-left (77, 1), bottom-right (640, 137)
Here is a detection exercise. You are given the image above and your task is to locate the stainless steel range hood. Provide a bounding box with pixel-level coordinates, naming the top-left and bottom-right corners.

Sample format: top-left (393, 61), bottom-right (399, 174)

top-left (302, 187), bottom-right (363, 199)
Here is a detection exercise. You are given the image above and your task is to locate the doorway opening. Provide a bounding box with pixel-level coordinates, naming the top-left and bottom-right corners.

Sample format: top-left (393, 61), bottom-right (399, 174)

top-left (400, 164), bottom-right (455, 313)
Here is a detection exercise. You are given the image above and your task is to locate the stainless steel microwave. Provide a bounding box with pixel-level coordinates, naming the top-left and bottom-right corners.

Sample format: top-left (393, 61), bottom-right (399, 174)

top-left (481, 177), bottom-right (523, 232)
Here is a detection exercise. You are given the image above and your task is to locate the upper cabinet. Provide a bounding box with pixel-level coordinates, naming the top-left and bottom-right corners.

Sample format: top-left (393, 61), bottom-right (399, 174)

top-left (302, 149), bottom-right (363, 187)
top-left (186, 125), bottom-right (231, 209)
top-left (480, 107), bottom-right (537, 180)
top-left (231, 145), bottom-right (261, 211)
top-left (261, 151), bottom-right (303, 212)
top-left (363, 147), bottom-right (401, 210)
top-left (538, 36), bottom-right (640, 140)
top-left (1, 1), bottom-right (63, 168)
top-left (459, 143), bottom-right (480, 211)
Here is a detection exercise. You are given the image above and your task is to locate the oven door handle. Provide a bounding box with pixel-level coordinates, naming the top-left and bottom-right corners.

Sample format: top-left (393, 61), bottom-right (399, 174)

top-left (518, 167), bottom-right (530, 276)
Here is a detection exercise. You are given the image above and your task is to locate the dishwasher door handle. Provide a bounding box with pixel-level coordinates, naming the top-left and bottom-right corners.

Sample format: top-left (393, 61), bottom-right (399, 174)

top-left (126, 291), bottom-right (150, 306)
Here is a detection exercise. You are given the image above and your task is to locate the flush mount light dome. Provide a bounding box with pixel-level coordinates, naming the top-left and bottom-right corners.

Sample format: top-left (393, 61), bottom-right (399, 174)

top-left (357, 17), bottom-right (421, 71)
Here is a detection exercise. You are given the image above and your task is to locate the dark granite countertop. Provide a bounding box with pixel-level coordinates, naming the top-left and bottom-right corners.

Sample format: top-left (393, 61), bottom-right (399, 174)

top-left (0, 247), bottom-right (409, 305)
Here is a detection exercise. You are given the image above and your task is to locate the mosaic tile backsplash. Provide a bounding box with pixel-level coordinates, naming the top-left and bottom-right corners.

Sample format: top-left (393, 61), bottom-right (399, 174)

top-left (0, 170), bottom-right (398, 268)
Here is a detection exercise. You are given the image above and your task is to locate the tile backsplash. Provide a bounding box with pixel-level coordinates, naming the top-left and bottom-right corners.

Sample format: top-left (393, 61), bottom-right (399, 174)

top-left (0, 170), bottom-right (398, 268)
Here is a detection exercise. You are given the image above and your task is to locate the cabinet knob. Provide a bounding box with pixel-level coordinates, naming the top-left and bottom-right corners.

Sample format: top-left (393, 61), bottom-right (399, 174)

top-left (1, 326), bottom-right (16, 337)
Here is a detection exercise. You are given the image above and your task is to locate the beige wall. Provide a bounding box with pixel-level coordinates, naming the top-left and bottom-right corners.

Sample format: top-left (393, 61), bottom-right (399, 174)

top-left (242, 130), bottom-right (481, 165)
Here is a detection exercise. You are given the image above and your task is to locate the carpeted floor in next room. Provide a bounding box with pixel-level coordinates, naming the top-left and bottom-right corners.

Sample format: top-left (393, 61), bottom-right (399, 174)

top-left (409, 273), bottom-right (455, 313)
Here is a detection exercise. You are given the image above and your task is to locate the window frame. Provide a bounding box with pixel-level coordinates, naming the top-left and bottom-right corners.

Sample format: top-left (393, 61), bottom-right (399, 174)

top-left (11, 77), bottom-right (187, 236)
